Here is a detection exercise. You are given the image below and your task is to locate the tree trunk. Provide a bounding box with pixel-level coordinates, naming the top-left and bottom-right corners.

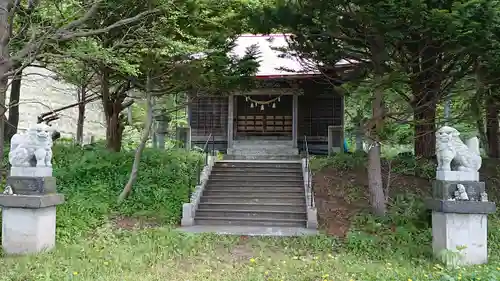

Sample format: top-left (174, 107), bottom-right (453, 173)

top-left (118, 74), bottom-right (153, 202)
top-left (76, 84), bottom-right (86, 145)
top-left (486, 98), bottom-right (499, 158)
top-left (413, 104), bottom-right (437, 158)
top-left (105, 109), bottom-right (124, 152)
top-left (101, 67), bottom-right (124, 152)
top-left (4, 68), bottom-right (20, 142)
top-left (367, 143), bottom-right (386, 215)
top-left (0, 0), bottom-right (12, 161)
top-left (412, 83), bottom-right (438, 158)
top-left (366, 75), bottom-right (387, 216)
top-left (472, 91), bottom-right (488, 153)
top-left (365, 33), bottom-right (387, 215)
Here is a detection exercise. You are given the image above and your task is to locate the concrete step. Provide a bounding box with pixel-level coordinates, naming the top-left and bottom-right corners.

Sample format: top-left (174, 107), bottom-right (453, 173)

top-left (194, 217), bottom-right (307, 227)
top-left (224, 155), bottom-right (300, 160)
top-left (228, 146), bottom-right (299, 154)
top-left (228, 150), bottom-right (299, 156)
top-left (200, 196), bottom-right (305, 204)
top-left (211, 168), bottom-right (301, 173)
top-left (204, 189), bottom-right (303, 195)
top-left (216, 160), bottom-right (301, 166)
top-left (209, 174), bottom-right (303, 180)
top-left (205, 185), bottom-right (303, 192)
top-left (232, 140), bottom-right (294, 145)
top-left (209, 178), bottom-right (303, 183)
top-left (197, 203), bottom-right (305, 212)
top-left (205, 182), bottom-right (303, 188)
top-left (196, 209), bottom-right (306, 220)
top-left (231, 144), bottom-right (297, 148)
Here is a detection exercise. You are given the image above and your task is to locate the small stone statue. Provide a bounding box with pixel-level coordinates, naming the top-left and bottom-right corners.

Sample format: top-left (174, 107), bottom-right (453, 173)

top-left (3, 185), bottom-right (13, 195)
top-left (454, 184), bottom-right (469, 201)
top-left (9, 123), bottom-right (53, 167)
top-left (480, 192), bottom-right (488, 202)
top-left (435, 126), bottom-right (482, 172)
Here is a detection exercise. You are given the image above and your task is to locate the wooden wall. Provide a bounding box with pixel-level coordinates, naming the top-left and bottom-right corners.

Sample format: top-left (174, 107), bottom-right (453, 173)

top-left (297, 80), bottom-right (344, 154)
top-left (188, 78), bottom-right (344, 154)
top-left (189, 96), bottom-right (228, 151)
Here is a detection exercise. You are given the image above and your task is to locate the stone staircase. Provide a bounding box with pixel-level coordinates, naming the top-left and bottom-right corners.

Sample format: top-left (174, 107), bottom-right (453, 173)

top-left (194, 160), bottom-right (307, 227)
top-left (226, 140), bottom-right (299, 160)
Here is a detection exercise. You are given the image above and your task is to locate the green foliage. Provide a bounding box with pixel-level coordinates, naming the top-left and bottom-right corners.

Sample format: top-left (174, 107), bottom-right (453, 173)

top-left (310, 152), bottom-right (367, 172)
top-left (390, 155), bottom-right (436, 180)
top-left (1, 151), bottom-right (500, 280)
top-left (246, 0), bottom-right (500, 157)
top-left (311, 153), bottom-right (500, 280)
top-left (344, 195), bottom-right (500, 280)
top-left (345, 194), bottom-right (432, 260)
top-left (45, 145), bottom-right (200, 242)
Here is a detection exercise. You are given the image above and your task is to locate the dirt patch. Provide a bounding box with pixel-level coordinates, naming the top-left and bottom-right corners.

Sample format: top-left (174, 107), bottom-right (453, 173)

top-left (314, 167), bottom-right (368, 237)
top-left (314, 158), bottom-right (500, 238)
top-left (314, 163), bottom-right (431, 238)
top-left (112, 216), bottom-right (161, 230)
top-left (228, 243), bottom-right (255, 261)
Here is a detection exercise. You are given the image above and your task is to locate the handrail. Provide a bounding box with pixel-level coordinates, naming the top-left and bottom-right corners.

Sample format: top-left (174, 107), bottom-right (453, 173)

top-left (196, 133), bottom-right (215, 185)
top-left (304, 135), bottom-right (315, 208)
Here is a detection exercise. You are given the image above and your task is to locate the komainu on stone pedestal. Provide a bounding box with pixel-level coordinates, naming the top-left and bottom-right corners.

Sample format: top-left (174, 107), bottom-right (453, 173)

top-left (435, 126), bottom-right (481, 172)
top-left (429, 126), bottom-right (496, 266)
top-left (9, 123), bottom-right (53, 168)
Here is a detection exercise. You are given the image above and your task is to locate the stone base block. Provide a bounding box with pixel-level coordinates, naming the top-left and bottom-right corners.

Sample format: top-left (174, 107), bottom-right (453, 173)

top-left (6, 176), bottom-right (56, 195)
top-left (432, 181), bottom-right (485, 201)
top-left (0, 194), bottom-right (64, 208)
top-left (432, 211), bottom-right (488, 265)
top-left (436, 171), bottom-right (479, 182)
top-left (426, 199), bottom-right (496, 214)
top-left (0, 194), bottom-right (64, 255)
top-left (10, 166), bottom-right (52, 177)
top-left (306, 208), bottom-right (318, 229)
top-left (2, 206), bottom-right (57, 254)
top-left (181, 203), bottom-right (194, 226)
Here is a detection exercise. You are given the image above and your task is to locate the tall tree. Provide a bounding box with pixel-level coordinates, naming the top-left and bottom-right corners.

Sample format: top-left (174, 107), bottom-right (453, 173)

top-left (0, 0), bottom-right (158, 160)
top-left (116, 0), bottom-right (260, 200)
top-left (251, 0), bottom-right (498, 157)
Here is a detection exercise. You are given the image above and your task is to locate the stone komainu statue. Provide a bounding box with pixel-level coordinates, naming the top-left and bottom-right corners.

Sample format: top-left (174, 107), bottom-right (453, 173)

top-left (435, 126), bottom-right (481, 172)
top-left (9, 123), bottom-right (53, 167)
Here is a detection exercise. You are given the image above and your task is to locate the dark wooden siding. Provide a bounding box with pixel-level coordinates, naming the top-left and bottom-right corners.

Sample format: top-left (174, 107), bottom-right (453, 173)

top-left (189, 96), bottom-right (228, 151)
top-left (187, 78), bottom-right (344, 154)
top-left (298, 81), bottom-right (344, 154)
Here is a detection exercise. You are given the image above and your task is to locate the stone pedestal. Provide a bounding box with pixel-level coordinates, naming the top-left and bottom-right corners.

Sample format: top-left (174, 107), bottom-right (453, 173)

top-left (426, 171), bottom-right (495, 265)
top-left (10, 166), bottom-right (52, 177)
top-left (432, 212), bottom-right (487, 265)
top-left (0, 194), bottom-right (64, 254)
top-left (2, 123), bottom-right (66, 254)
top-left (1, 166), bottom-right (64, 255)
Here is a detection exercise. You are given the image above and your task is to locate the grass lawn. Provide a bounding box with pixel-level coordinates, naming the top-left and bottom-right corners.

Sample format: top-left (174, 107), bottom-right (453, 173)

top-left (1, 225), bottom-right (500, 281)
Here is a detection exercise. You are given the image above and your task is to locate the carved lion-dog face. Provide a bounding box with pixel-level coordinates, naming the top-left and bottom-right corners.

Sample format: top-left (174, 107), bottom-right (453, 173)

top-left (436, 126), bottom-right (459, 143)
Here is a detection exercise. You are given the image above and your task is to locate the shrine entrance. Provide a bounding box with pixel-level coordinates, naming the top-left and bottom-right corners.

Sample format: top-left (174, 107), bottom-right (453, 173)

top-left (234, 95), bottom-right (293, 139)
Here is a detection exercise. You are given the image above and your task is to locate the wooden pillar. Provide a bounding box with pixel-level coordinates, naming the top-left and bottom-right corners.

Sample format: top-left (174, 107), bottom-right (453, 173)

top-left (227, 94), bottom-right (234, 149)
top-left (292, 94), bottom-right (298, 148)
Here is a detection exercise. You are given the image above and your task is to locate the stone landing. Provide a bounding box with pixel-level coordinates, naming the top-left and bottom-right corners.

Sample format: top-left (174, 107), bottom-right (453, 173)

top-left (178, 225), bottom-right (318, 236)
top-left (226, 140), bottom-right (299, 160)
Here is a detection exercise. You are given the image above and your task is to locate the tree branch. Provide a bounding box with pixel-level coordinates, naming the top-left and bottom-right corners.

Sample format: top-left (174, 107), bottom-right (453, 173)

top-left (55, 8), bottom-right (160, 41)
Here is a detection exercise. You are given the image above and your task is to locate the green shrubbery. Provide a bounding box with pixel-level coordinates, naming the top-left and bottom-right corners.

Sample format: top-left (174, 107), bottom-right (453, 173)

top-left (318, 152), bottom-right (500, 280)
top-left (0, 144), bottom-right (201, 243)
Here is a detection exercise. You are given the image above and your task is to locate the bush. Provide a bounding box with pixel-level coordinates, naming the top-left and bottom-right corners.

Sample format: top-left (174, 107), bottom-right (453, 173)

top-left (1, 144), bottom-right (201, 243)
top-left (344, 193), bottom-right (500, 280)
